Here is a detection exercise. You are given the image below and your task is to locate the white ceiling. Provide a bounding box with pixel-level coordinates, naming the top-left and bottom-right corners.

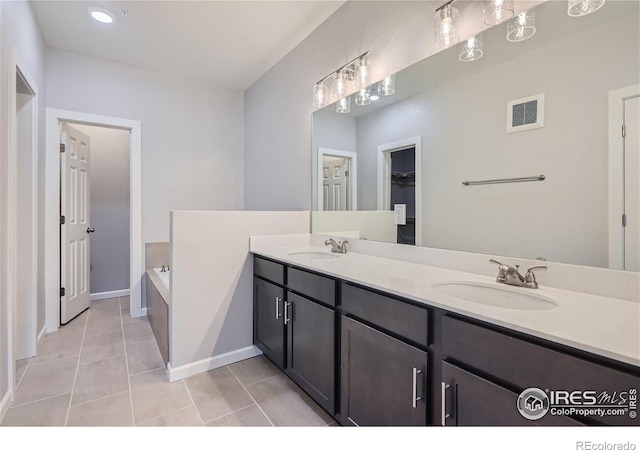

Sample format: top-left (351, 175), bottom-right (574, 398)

top-left (30, 1), bottom-right (345, 91)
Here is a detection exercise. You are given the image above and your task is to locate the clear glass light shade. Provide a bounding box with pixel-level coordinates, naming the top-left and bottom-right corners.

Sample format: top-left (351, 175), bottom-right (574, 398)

top-left (336, 96), bottom-right (351, 114)
top-left (459, 34), bottom-right (483, 62)
top-left (434, 4), bottom-right (459, 50)
top-left (312, 82), bottom-right (328, 108)
top-left (378, 74), bottom-right (396, 96)
top-left (507, 10), bottom-right (536, 42)
top-left (332, 71), bottom-right (347, 99)
top-left (483, 0), bottom-right (514, 25)
top-left (355, 88), bottom-right (371, 106)
top-left (567, 0), bottom-right (605, 17)
top-left (355, 57), bottom-right (370, 88)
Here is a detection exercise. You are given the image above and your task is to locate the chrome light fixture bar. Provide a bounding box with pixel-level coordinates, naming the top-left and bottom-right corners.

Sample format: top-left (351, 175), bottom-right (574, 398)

top-left (311, 51), bottom-right (370, 108)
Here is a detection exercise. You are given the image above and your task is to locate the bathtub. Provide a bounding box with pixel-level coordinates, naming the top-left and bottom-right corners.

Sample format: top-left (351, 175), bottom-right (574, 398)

top-left (153, 267), bottom-right (170, 291)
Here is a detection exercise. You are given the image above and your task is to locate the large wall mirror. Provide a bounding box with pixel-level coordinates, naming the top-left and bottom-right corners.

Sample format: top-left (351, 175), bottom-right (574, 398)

top-left (311, 0), bottom-right (639, 272)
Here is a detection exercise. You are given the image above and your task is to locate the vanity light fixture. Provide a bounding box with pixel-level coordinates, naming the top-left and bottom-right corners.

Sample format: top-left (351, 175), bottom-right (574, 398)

top-left (311, 51), bottom-right (370, 108)
top-left (507, 10), bottom-right (536, 42)
top-left (567, 0), bottom-right (605, 17)
top-left (336, 96), bottom-right (351, 114)
top-left (483, 0), bottom-right (514, 25)
top-left (435, 1), bottom-right (459, 50)
top-left (378, 74), bottom-right (396, 96)
top-left (459, 34), bottom-right (484, 62)
top-left (355, 88), bottom-right (371, 106)
top-left (89, 7), bottom-right (115, 24)
top-left (312, 82), bottom-right (328, 108)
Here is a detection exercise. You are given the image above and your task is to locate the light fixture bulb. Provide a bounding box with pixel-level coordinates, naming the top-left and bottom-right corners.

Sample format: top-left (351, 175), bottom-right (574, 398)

top-left (312, 82), bottom-right (328, 108)
top-left (378, 74), bottom-right (396, 96)
top-left (333, 71), bottom-right (347, 99)
top-left (567, 0), bottom-right (605, 17)
top-left (459, 33), bottom-right (483, 62)
top-left (355, 88), bottom-right (371, 106)
top-left (355, 57), bottom-right (370, 88)
top-left (434, 3), bottom-right (459, 50)
top-left (336, 96), bottom-right (351, 114)
top-left (90, 9), bottom-right (115, 24)
top-left (483, 0), bottom-right (514, 25)
top-left (507, 10), bottom-right (536, 42)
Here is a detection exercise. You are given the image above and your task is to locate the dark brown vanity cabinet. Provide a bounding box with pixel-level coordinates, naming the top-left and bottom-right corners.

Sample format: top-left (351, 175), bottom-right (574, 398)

top-left (253, 256), bottom-right (337, 415)
top-left (340, 284), bottom-right (430, 426)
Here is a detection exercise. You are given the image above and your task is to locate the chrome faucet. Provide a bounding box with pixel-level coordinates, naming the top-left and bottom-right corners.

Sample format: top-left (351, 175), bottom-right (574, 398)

top-left (325, 238), bottom-right (349, 254)
top-left (490, 259), bottom-right (547, 289)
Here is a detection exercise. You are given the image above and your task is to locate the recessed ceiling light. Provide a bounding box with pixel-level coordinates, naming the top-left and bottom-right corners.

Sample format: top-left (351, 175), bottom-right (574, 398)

top-left (89, 8), bottom-right (114, 24)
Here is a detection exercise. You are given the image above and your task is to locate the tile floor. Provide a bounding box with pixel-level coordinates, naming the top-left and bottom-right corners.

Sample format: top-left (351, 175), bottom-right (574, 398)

top-left (1, 296), bottom-right (334, 427)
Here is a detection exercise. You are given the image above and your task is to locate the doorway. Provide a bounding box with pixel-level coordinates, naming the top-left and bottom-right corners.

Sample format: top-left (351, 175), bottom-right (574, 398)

top-left (317, 148), bottom-right (358, 211)
top-left (377, 137), bottom-right (423, 246)
top-left (45, 109), bottom-right (143, 332)
top-left (608, 85), bottom-right (640, 271)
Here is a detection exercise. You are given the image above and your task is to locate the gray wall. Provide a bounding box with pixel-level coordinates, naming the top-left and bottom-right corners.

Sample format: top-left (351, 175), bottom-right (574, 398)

top-left (46, 48), bottom-right (245, 244)
top-left (244, 1), bottom-right (542, 210)
top-left (73, 124), bottom-right (130, 294)
top-left (354, 13), bottom-right (639, 267)
top-left (0, 0), bottom-right (47, 412)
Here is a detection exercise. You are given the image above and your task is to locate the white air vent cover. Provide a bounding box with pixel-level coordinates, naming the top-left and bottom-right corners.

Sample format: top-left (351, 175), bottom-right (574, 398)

top-left (507, 93), bottom-right (545, 133)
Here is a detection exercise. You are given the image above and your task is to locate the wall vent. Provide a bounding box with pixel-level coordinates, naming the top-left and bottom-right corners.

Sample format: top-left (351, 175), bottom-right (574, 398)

top-left (507, 93), bottom-right (545, 133)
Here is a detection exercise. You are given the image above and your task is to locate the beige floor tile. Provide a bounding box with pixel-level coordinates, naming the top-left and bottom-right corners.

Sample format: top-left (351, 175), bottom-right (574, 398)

top-left (32, 329), bottom-right (83, 364)
top-left (120, 296), bottom-right (130, 310)
top-left (59, 310), bottom-right (88, 333)
top-left (137, 406), bottom-right (202, 426)
top-left (228, 356), bottom-right (281, 386)
top-left (123, 321), bottom-right (154, 345)
top-left (84, 311), bottom-right (122, 337)
top-left (15, 358), bottom-right (31, 387)
top-left (71, 356), bottom-right (128, 405)
top-left (184, 366), bottom-right (254, 423)
top-left (90, 298), bottom-right (120, 309)
top-left (205, 404), bottom-right (272, 427)
top-left (80, 331), bottom-right (125, 364)
top-left (246, 373), bottom-right (332, 426)
top-left (67, 391), bottom-right (133, 426)
top-left (13, 357), bottom-right (78, 406)
top-left (130, 368), bottom-right (192, 424)
top-left (126, 340), bottom-right (164, 375)
top-left (1, 394), bottom-right (71, 426)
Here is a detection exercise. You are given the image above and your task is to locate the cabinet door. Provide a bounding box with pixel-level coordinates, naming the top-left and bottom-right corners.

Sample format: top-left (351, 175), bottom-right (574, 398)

top-left (442, 362), bottom-right (583, 426)
top-left (341, 316), bottom-right (428, 426)
top-left (286, 293), bottom-right (335, 414)
top-left (253, 277), bottom-right (285, 368)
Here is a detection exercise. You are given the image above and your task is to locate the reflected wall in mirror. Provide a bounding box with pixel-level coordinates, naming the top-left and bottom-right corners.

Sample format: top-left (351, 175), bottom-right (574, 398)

top-left (311, 1), bottom-right (640, 271)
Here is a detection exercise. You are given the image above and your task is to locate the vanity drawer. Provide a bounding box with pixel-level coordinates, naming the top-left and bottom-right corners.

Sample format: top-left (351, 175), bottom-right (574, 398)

top-left (441, 315), bottom-right (640, 426)
top-left (254, 256), bottom-right (285, 286)
top-left (287, 267), bottom-right (336, 307)
top-left (342, 283), bottom-right (429, 347)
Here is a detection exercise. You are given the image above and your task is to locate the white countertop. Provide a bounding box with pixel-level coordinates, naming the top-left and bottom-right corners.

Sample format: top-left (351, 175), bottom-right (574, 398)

top-left (251, 243), bottom-right (640, 368)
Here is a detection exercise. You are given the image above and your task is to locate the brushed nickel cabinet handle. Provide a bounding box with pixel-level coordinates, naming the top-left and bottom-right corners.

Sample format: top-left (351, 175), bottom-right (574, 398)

top-left (441, 382), bottom-right (451, 426)
top-left (412, 368), bottom-right (423, 408)
top-left (274, 296), bottom-right (282, 320)
top-left (284, 301), bottom-right (291, 324)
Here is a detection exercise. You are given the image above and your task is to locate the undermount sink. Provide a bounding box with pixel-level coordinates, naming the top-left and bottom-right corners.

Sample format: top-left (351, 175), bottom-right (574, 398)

top-left (432, 281), bottom-right (558, 310)
top-left (287, 251), bottom-right (340, 260)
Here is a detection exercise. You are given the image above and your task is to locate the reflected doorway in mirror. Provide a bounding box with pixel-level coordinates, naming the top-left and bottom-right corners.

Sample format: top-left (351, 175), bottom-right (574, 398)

top-left (317, 147), bottom-right (358, 212)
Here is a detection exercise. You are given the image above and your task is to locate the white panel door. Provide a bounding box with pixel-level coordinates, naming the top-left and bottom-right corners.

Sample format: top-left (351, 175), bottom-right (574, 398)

top-left (322, 157), bottom-right (348, 211)
top-left (60, 123), bottom-right (91, 324)
top-left (624, 96), bottom-right (639, 271)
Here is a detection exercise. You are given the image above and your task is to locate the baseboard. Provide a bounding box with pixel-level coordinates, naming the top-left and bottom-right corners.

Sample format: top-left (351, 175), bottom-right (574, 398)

top-left (141, 307), bottom-right (147, 316)
top-left (167, 346), bottom-right (263, 382)
top-left (90, 289), bottom-right (130, 301)
top-left (0, 389), bottom-right (12, 424)
top-left (37, 325), bottom-right (47, 343)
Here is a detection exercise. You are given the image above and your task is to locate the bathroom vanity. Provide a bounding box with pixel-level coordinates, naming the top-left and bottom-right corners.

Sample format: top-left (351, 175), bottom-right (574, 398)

top-left (251, 244), bottom-right (639, 427)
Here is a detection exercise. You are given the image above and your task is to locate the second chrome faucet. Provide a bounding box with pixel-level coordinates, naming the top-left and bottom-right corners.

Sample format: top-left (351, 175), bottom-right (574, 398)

top-left (490, 259), bottom-right (547, 289)
top-left (325, 238), bottom-right (349, 254)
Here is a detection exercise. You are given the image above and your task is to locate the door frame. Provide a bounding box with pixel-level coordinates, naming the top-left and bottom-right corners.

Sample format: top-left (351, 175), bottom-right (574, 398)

top-left (5, 45), bottom-right (40, 401)
top-left (608, 85), bottom-right (640, 270)
top-left (45, 109), bottom-right (143, 332)
top-left (377, 136), bottom-right (423, 246)
top-left (317, 147), bottom-right (358, 211)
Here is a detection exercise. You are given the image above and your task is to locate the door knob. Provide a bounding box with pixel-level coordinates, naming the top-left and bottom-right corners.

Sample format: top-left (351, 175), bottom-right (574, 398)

top-left (87, 227), bottom-right (95, 233)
